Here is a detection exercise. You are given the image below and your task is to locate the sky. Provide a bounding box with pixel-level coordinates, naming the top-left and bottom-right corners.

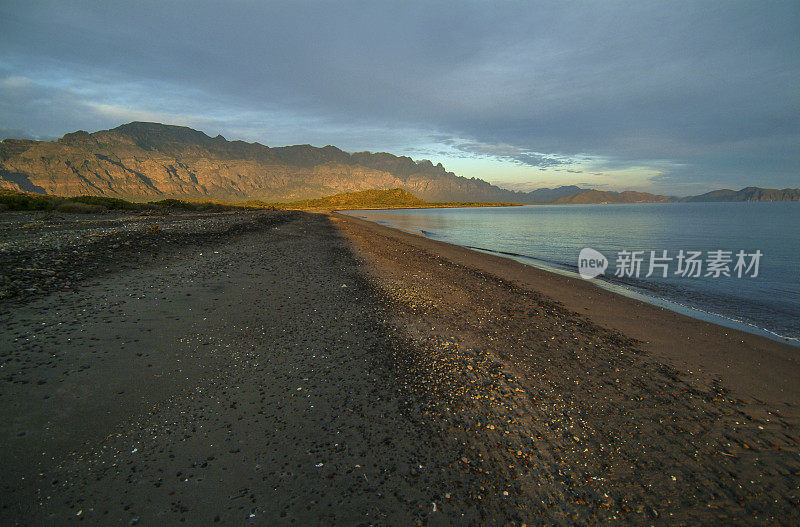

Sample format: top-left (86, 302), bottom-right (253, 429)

top-left (0, 1), bottom-right (798, 195)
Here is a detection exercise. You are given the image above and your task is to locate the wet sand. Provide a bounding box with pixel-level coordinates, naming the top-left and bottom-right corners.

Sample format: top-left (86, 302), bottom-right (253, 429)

top-left (0, 210), bottom-right (798, 525)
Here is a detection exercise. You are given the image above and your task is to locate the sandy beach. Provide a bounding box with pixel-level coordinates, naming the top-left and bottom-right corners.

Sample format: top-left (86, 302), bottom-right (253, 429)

top-left (1, 209), bottom-right (798, 525)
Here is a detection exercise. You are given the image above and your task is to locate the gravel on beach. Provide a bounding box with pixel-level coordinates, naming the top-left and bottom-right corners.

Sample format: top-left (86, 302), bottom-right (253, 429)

top-left (0, 209), bottom-right (798, 525)
top-left (336, 212), bottom-right (800, 525)
top-left (0, 209), bottom-right (298, 303)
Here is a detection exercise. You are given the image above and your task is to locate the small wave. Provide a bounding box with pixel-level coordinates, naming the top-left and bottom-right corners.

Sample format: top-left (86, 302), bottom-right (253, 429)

top-left (596, 280), bottom-right (800, 344)
top-left (464, 245), bottom-right (576, 272)
top-left (463, 245), bottom-right (800, 346)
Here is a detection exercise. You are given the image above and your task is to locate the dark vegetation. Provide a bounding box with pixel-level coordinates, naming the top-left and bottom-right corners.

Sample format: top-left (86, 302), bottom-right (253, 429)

top-left (0, 190), bottom-right (266, 214)
top-left (260, 188), bottom-right (518, 209)
top-left (0, 188), bottom-right (517, 214)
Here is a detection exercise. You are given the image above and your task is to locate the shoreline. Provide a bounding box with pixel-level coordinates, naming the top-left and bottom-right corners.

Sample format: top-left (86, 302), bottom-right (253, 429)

top-left (334, 211), bottom-right (800, 411)
top-left (464, 243), bottom-right (799, 347)
top-left (342, 205), bottom-right (799, 347)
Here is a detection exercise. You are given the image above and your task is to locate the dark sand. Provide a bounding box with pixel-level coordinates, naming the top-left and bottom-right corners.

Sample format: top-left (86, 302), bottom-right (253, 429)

top-left (0, 210), bottom-right (797, 525)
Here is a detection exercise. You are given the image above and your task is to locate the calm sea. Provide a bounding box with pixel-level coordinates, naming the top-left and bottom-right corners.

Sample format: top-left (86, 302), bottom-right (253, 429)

top-left (344, 202), bottom-right (800, 345)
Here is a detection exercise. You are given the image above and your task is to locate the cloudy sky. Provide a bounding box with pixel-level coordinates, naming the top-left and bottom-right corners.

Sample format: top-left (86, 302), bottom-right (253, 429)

top-left (1, 1), bottom-right (798, 195)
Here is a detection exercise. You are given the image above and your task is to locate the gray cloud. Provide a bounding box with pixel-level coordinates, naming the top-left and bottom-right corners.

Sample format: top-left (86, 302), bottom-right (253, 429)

top-left (438, 137), bottom-right (568, 167)
top-left (0, 1), bottom-right (798, 192)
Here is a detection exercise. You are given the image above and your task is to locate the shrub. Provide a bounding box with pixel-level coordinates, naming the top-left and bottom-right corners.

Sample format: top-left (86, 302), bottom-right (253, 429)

top-left (0, 191), bottom-right (57, 210)
top-left (148, 198), bottom-right (197, 210)
top-left (55, 201), bottom-right (107, 214)
top-left (70, 195), bottom-right (138, 210)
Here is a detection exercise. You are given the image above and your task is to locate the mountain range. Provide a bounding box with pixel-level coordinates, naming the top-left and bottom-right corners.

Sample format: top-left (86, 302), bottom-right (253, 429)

top-left (0, 122), bottom-right (797, 204)
top-left (554, 190), bottom-right (673, 204)
top-left (680, 187), bottom-right (800, 202)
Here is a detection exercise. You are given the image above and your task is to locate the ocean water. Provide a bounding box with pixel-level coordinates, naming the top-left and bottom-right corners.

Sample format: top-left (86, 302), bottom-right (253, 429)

top-left (344, 202), bottom-right (800, 344)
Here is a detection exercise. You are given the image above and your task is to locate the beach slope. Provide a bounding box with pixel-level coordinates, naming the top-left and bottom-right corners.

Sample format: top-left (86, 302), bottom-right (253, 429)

top-left (0, 210), bottom-right (797, 525)
top-left (333, 211), bottom-right (800, 524)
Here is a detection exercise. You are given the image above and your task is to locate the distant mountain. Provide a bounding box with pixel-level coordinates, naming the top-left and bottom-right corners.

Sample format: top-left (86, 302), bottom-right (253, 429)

top-left (524, 185), bottom-right (585, 203)
top-left (0, 122), bottom-right (582, 203)
top-left (554, 190), bottom-right (674, 204)
top-left (682, 187), bottom-right (800, 202)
